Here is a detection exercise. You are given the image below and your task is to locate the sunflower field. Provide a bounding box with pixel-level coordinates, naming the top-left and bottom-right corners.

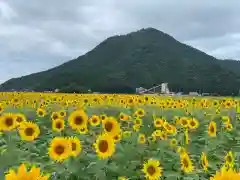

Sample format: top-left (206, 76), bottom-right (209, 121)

top-left (0, 92), bottom-right (240, 180)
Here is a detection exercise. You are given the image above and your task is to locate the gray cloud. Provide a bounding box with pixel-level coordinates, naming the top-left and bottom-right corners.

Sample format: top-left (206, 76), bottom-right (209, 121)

top-left (0, 0), bottom-right (240, 83)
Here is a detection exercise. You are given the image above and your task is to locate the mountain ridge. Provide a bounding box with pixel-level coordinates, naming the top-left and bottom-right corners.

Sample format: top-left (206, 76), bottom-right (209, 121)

top-left (1, 28), bottom-right (240, 95)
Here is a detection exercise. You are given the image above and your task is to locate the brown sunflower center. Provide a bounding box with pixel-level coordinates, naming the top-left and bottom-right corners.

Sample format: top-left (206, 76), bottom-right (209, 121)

top-left (92, 118), bottom-right (97, 123)
top-left (16, 116), bottom-right (23, 123)
top-left (105, 122), bottom-right (113, 132)
top-left (114, 135), bottom-right (119, 140)
top-left (226, 155), bottom-right (232, 163)
top-left (53, 114), bottom-right (58, 120)
top-left (182, 120), bottom-right (187, 125)
top-left (138, 111), bottom-right (143, 115)
top-left (210, 125), bottom-right (215, 133)
top-left (74, 116), bottom-right (83, 125)
top-left (183, 158), bottom-right (189, 168)
top-left (39, 111), bottom-right (43, 115)
top-left (71, 142), bottom-right (76, 151)
top-left (54, 145), bottom-right (65, 155)
top-left (98, 140), bottom-right (109, 153)
top-left (147, 165), bottom-right (156, 175)
top-left (190, 121), bottom-right (196, 126)
top-left (5, 117), bottom-right (13, 127)
top-left (24, 127), bottom-right (34, 136)
top-left (56, 122), bottom-right (63, 129)
top-left (167, 125), bottom-right (172, 130)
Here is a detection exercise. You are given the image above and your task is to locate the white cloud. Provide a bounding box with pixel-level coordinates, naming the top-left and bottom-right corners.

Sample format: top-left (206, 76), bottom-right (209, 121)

top-left (0, 0), bottom-right (240, 83)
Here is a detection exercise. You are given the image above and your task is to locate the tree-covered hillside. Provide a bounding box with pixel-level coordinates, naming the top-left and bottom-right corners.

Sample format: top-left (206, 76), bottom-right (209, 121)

top-left (1, 28), bottom-right (240, 95)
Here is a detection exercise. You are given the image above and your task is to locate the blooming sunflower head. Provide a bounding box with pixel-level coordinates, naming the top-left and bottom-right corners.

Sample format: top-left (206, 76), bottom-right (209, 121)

top-left (94, 133), bottom-right (116, 159)
top-left (18, 121), bottom-right (40, 141)
top-left (52, 119), bottom-right (65, 132)
top-left (142, 159), bottom-right (162, 180)
top-left (210, 168), bottom-right (240, 180)
top-left (138, 133), bottom-right (146, 144)
top-left (102, 117), bottom-right (121, 136)
top-left (5, 163), bottom-right (49, 180)
top-left (208, 121), bottom-right (217, 137)
top-left (68, 136), bottom-right (82, 157)
top-left (68, 110), bottom-right (88, 130)
top-left (89, 115), bottom-right (100, 126)
top-left (48, 137), bottom-right (71, 162)
top-left (0, 113), bottom-right (18, 131)
top-left (201, 152), bottom-right (208, 172)
top-left (180, 153), bottom-right (193, 173)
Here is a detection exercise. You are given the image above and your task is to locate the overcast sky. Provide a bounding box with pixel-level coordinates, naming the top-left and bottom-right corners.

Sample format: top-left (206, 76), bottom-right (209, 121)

top-left (0, 0), bottom-right (240, 83)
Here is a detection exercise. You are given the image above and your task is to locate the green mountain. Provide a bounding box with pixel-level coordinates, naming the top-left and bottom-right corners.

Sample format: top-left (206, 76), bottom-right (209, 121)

top-left (1, 28), bottom-right (240, 95)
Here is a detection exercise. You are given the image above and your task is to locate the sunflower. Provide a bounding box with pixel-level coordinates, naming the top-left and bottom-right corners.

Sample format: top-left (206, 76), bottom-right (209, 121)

top-left (94, 133), bottom-right (116, 159)
top-left (0, 113), bottom-right (18, 131)
top-left (134, 108), bottom-right (145, 117)
top-left (5, 163), bottom-right (49, 180)
top-left (210, 168), bottom-right (240, 180)
top-left (201, 152), bottom-right (208, 172)
top-left (212, 100), bottom-right (220, 108)
top-left (78, 126), bottom-right (89, 134)
top-left (138, 133), bottom-right (146, 144)
top-left (113, 133), bottom-right (122, 143)
top-left (58, 110), bottom-right (66, 118)
top-left (188, 118), bottom-right (199, 129)
top-left (152, 130), bottom-right (162, 137)
top-left (68, 136), bottom-right (82, 157)
top-left (222, 116), bottom-right (230, 124)
top-left (163, 122), bottom-right (176, 135)
top-left (119, 112), bottom-right (131, 121)
top-left (134, 118), bottom-right (142, 126)
top-left (52, 119), bottom-right (65, 132)
top-left (225, 151), bottom-right (234, 168)
top-left (180, 117), bottom-right (189, 128)
top-left (100, 114), bottom-right (107, 122)
top-left (133, 124), bottom-right (141, 132)
top-left (36, 108), bottom-right (46, 117)
top-left (48, 137), bottom-right (71, 162)
top-left (102, 117), bottom-right (121, 136)
top-left (127, 97), bottom-right (135, 106)
top-left (181, 153), bottom-right (193, 173)
top-left (142, 159), bottom-right (162, 180)
top-left (51, 112), bottom-right (60, 121)
top-left (208, 121), bottom-right (217, 137)
top-left (154, 118), bottom-right (164, 128)
top-left (169, 138), bottom-right (178, 147)
top-left (89, 115), bottom-right (100, 126)
top-left (225, 123), bottom-right (233, 132)
top-left (68, 110), bottom-right (88, 130)
top-left (159, 130), bottom-right (168, 140)
top-left (18, 122), bottom-right (40, 141)
top-left (15, 113), bottom-right (27, 124)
